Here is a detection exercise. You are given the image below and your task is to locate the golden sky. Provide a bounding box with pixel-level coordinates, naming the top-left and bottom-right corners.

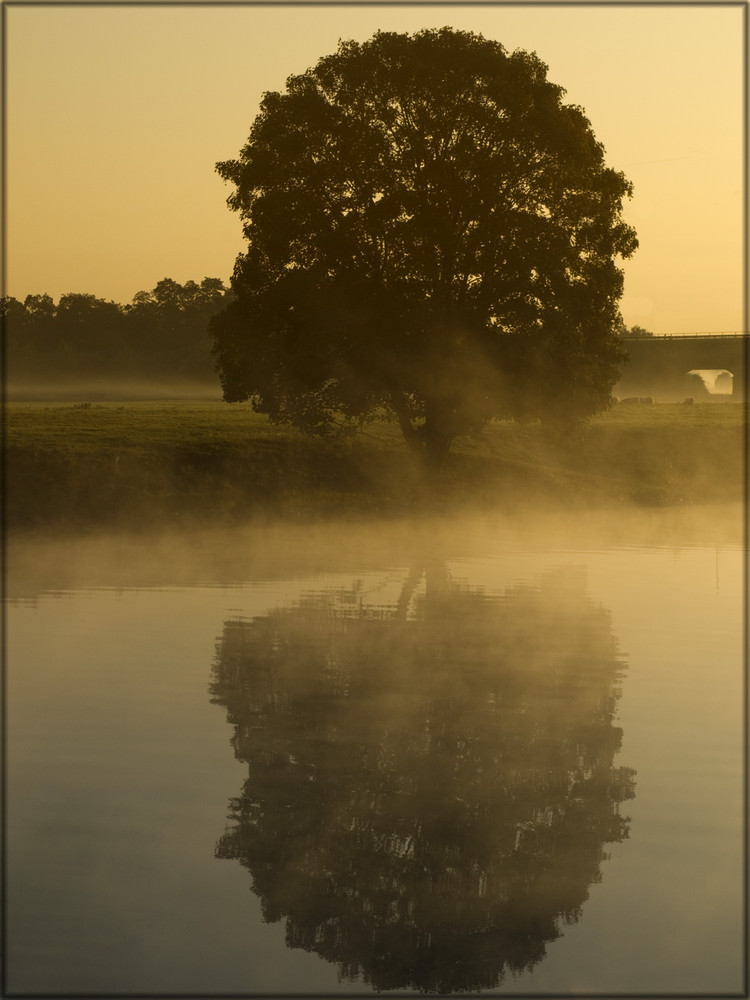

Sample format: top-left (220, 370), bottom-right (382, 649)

top-left (5, 3), bottom-right (745, 334)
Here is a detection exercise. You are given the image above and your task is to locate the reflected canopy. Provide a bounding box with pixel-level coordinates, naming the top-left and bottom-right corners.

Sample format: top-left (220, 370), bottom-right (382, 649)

top-left (210, 564), bottom-right (635, 993)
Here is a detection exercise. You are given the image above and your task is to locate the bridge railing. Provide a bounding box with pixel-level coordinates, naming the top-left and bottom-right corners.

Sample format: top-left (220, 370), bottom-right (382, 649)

top-left (625, 332), bottom-right (749, 340)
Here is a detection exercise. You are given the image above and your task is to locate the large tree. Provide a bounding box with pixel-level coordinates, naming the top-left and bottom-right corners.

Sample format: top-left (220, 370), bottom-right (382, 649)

top-left (212, 28), bottom-right (638, 468)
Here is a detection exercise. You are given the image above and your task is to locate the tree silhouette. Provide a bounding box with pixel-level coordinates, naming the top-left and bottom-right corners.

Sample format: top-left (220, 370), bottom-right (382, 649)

top-left (3, 278), bottom-right (230, 384)
top-left (125, 276), bottom-right (231, 379)
top-left (212, 27), bottom-right (638, 469)
top-left (210, 564), bottom-right (635, 992)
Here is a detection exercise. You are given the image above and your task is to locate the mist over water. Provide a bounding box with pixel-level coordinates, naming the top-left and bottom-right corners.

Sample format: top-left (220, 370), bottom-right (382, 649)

top-left (6, 501), bottom-right (743, 598)
top-left (5, 504), bottom-right (745, 995)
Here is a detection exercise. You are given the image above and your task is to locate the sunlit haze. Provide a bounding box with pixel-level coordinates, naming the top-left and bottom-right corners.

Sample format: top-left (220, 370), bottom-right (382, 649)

top-left (5, 3), bottom-right (745, 334)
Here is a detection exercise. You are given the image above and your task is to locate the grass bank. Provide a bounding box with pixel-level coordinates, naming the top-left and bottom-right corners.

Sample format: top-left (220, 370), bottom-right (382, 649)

top-left (4, 400), bottom-right (745, 530)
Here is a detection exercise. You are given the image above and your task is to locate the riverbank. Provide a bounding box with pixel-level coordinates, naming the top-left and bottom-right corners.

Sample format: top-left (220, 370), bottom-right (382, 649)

top-left (4, 400), bottom-right (745, 530)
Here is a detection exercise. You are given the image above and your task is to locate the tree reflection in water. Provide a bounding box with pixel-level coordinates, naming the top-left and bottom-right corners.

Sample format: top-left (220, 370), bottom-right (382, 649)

top-left (209, 564), bottom-right (635, 993)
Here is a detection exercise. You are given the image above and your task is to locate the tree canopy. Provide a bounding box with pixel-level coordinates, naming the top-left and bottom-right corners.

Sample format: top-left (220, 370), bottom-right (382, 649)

top-left (212, 27), bottom-right (638, 467)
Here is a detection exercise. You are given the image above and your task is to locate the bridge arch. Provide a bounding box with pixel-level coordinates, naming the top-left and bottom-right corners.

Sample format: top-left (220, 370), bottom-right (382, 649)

top-left (615, 335), bottom-right (747, 400)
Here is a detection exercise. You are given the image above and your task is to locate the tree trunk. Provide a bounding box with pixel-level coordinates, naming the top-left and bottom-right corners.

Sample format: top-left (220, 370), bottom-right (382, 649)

top-left (420, 398), bottom-right (453, 473)
top-left (389, 388), bottom-right (421, 455)
top-left (389, 390), bottom-right (453, 474)
top-left (421, 422), bottom-right (452, 472)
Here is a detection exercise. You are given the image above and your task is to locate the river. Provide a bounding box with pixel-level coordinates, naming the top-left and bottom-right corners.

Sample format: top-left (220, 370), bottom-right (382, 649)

top-left (5, 504), bottom-right (745, 995)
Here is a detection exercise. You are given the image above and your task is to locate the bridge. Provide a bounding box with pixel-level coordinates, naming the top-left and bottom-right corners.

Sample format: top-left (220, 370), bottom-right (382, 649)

top-left (615, 334), bottom-right (748, 400)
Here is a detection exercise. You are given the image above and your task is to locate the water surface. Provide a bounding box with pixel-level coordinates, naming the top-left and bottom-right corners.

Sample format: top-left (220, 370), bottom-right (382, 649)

top-left (6, 507), bottom-right (745, 995)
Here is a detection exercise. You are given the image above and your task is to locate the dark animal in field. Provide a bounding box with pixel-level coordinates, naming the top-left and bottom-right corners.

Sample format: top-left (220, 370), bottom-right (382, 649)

top-left (682, 396), bottom-right (695, 405)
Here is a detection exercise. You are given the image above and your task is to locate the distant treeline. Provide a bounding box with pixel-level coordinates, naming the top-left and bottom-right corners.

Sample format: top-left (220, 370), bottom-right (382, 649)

top-left (2, 277), bottom-right (231, 383)
top-left (2, 280), bottom-right (654, 388)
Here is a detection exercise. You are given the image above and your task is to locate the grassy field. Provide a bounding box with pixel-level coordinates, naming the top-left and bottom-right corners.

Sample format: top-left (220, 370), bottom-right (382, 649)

top-left (4, 399), bottom-right (745, 529)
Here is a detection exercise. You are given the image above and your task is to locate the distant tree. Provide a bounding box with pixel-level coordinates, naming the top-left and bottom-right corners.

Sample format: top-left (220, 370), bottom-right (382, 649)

top-left (2, 294), bottom-right (61, 379)
top-left (1, 296), bottom-right (33, 377)
top-left (54, 293), bottom-right (127, 373)
top-left (627, 324), bottom-right (653, 339)
top-left (0, 295), bottom-right (24, 320)
top-left (212, 27), bottom-right (638, 469)
top-left (617, 321), bottom-right (653, 339)
top-left (125, 276), bottom-right (230, 378)
top-left (23, 292), bottom-right (56, 323)
top-left (22, 294), bottom-right (58, 357)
